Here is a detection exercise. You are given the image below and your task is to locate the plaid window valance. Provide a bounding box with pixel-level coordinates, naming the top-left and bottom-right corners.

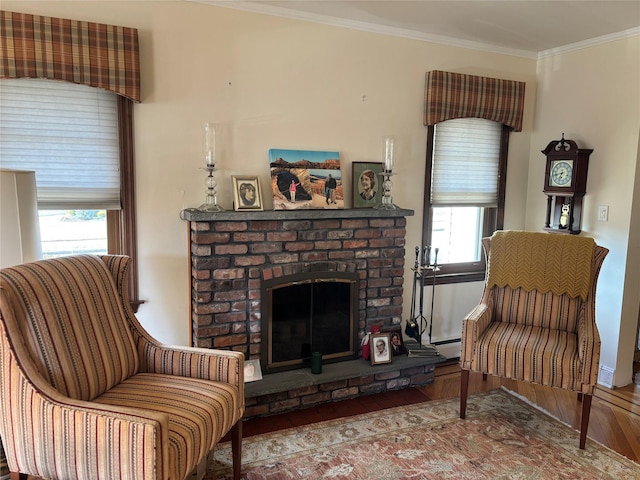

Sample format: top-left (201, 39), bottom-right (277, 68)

top-left (0, 10), bottom-right (140, 102)
top-left (424, 70), bottom-right (525, 132)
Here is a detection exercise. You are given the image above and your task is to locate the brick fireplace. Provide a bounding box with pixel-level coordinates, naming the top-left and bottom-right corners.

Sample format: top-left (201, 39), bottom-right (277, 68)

top-left (183, 208), bottom-right (413, 354)
top-left (182, 207), bottom-right (442, 417)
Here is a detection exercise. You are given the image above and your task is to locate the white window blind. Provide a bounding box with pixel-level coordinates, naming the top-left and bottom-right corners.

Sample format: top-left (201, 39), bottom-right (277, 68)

top-left (431, 118), bottom-right (501, 206)
top-left (0, 78), bottom-right (120, 210)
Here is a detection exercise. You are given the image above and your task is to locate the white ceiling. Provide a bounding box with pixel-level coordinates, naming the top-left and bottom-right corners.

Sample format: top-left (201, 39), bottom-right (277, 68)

top-left (205, 1), bottom-right (640, 58)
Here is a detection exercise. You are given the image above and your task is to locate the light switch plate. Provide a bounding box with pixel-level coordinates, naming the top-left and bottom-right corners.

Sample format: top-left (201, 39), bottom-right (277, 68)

top-left (598, 205), bottom-right (609, 222)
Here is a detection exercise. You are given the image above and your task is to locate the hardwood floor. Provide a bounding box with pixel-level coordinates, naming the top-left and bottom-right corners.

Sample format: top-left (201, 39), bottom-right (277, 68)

top-left (241, 361), bottom-right (640, 464)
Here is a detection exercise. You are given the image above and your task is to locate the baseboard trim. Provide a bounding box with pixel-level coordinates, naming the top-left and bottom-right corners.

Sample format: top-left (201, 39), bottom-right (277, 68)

top-left (598, 365), bottom-right (615, 388)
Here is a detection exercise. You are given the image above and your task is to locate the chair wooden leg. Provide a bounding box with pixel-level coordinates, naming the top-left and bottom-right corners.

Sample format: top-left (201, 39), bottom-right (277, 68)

top-left (579, 394), bottom-right (592, 449)
top-left (231, 420), bottom-right (242, 480)
top-left (10, 472), bottom-right (27, 480)
top-left (482, 373), bottom-right (488, 381)
top-left (460, 369), bottom-right (470, 419)
top-left (193, 456), bottom-right (207, 479)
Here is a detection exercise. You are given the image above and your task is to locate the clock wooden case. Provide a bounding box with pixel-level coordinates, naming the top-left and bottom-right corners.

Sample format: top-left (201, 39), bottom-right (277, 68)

top-left (542, 134), bottom-right (592, 234)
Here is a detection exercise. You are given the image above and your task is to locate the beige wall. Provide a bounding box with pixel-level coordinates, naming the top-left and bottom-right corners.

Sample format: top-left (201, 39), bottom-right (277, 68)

top-left (4, 1), bottom-right (638, 386)
top-left (526, 37), bottom-right (640, 386)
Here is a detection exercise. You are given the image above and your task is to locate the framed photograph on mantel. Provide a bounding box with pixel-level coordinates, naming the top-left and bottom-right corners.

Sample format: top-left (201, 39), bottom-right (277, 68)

top-left (352, 161), bottom-right (383, 208)
top-left (232, 176), bottom-right (263, 211)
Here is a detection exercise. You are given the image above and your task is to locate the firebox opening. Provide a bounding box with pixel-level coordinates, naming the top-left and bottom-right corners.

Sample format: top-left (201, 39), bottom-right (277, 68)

top-left (261, 271), bottom-right (359, 374)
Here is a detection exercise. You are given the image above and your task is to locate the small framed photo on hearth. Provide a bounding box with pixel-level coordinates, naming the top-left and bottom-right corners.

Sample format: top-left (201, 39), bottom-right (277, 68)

top-left (244, 359), bottom-right (263, 383)
top-left (352, 161), bottom-right (383, 208)
top-left (370, 333), bottom-right (392, 365)
top-left (383, 327), bottom-right (407, 356)
top-left (232, 176), bottom-right (263, 211)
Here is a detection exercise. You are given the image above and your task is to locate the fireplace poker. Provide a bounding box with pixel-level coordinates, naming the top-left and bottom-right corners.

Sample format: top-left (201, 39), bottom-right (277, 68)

top-left (405, 246), bottom-right (422, 347)
top-left (428, 248), bottom-right (439, 347)
top-left (417, 246), bottom-right (430, 345)
top-left (405, 247), bottom-right (420, 341)
top-left (410, 246), bottom-right (419, 321)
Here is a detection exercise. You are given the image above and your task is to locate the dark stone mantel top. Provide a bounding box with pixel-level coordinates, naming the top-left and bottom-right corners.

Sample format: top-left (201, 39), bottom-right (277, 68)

top-left (181, 207), bottom-right (415, 222)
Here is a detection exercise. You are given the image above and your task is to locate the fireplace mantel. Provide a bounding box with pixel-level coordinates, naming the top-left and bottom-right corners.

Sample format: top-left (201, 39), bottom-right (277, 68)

top-left (181, 207), bottom-right (414, 222)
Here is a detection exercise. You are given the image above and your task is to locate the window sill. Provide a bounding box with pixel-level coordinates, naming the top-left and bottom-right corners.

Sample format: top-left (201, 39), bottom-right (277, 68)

top-left (431, 271), bottom-right (485, 285)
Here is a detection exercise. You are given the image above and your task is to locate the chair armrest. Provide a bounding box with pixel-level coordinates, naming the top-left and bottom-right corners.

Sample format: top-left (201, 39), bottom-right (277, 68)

top-left (577, 306), bottom-right (601, 390)
top-left (1, 356), bottom-right (169, 480)
top-left (138, 343), bottom-right (245, 398)
top-left (99, 255), bottom-right (244, 395)
top-left (460, 303), bottom-right (493, 370)
top-left (576, 245), bottom-right (607, 391)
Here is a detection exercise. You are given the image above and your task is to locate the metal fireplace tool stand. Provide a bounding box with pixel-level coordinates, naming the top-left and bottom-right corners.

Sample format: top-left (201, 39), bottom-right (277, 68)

top-left (404, 246), bottom-right (441, 357)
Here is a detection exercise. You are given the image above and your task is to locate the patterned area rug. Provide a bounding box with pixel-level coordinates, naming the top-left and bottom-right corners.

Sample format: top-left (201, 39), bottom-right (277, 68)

top-left (209, 388), bottom-right (639, 479)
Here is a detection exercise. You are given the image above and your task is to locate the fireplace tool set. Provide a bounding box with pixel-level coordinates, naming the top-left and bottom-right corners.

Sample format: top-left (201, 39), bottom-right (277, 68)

top-left (404, 246), bottom-right (440, 357)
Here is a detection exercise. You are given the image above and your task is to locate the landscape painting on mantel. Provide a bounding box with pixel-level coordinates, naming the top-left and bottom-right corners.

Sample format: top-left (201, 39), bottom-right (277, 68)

top-left (269, 148), bottom-right (344, 210)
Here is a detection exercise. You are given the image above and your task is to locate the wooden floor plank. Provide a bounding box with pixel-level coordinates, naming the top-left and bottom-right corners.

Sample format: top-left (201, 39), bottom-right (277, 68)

top-left (615, 408), bottom-right (640, 460)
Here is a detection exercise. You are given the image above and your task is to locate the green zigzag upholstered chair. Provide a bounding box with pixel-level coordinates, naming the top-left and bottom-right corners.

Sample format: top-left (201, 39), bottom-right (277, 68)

top-left (0, 255), bottom-right (244, 480)
top-left (459, 230), bottom-right (608, 449)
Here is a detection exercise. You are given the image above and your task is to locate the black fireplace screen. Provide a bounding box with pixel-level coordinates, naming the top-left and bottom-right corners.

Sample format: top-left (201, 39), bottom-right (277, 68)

top-left (262, 272), bottom-right (359, 373)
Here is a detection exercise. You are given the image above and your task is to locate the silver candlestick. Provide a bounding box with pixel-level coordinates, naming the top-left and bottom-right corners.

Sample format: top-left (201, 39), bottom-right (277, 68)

top-left (199, 165), bottom-right (223, 212)
top-left (376, 170), bottom-right (396, 209)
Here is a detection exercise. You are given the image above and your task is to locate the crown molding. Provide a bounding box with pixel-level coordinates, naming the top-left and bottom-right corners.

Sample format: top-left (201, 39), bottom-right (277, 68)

top-left (538, 27), bottom-right (640, 59)
top-left (196, 1), bottom-right (639, 60)
top-left (196, 0), bottom-right (538, 58)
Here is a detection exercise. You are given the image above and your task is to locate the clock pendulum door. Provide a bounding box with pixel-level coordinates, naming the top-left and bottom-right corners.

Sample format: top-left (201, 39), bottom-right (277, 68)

top-left (545, 195), bottom-right (579, 231)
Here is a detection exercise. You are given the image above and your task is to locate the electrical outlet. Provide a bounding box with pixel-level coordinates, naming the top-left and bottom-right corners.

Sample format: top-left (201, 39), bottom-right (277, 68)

top-left (598, 205), bottom-right (609, 222)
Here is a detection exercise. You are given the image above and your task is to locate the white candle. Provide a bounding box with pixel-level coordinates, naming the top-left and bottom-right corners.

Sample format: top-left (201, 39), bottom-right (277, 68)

top-left (203, 123), bottom-right (216, 166)
top-left (384, 136), bottom-right (395, 172)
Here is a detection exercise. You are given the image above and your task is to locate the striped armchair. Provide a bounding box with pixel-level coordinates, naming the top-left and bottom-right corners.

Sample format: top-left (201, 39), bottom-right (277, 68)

top-left (459, 231), bottom-right (607, 449)
top-left (0, 255), bottom-right (244, 480)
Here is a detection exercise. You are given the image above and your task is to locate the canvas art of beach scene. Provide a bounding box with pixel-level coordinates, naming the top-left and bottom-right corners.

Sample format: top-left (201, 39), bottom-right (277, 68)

top-left (269, 148), bottom-right (344, 210)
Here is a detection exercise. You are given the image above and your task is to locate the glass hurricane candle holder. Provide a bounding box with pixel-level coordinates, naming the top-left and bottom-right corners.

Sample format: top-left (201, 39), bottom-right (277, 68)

top-left (375, 135), bottom-right (397, 209)
top-left (198, 123), bottom-right (224, 211)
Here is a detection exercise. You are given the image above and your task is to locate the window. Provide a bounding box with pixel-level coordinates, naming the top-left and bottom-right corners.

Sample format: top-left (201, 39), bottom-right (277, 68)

top-left (1, 79), bottom-right (117, 260)
top-left (0, 79), bottom-right (140, 308)
top-left (421, 70), bottom-right (524, 283)
top-left (39, 210), bottom-right (108, 259)
top-left (430, 206), bottom-right (484, 264)
top-left (0, 10), bottom-right (141, 307)
top-left (422, 118), bottom-right (510, 283)
top-left (1, 79), bottom-right (121, 207)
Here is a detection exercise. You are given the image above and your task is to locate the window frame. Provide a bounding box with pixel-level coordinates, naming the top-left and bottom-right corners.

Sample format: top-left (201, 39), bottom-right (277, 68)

top-left (110, 96), bottom-right (141, 311)
top-left (421, 123), bottom-right (511, 284)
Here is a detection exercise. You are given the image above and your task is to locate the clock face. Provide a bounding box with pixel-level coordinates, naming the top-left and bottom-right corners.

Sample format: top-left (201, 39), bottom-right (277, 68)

top-left (549, 160), bottom-right (573, 187)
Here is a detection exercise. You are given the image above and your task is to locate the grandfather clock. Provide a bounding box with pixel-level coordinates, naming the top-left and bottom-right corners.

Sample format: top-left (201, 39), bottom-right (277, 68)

top-left (542, 134), bottom-right (592, 234)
